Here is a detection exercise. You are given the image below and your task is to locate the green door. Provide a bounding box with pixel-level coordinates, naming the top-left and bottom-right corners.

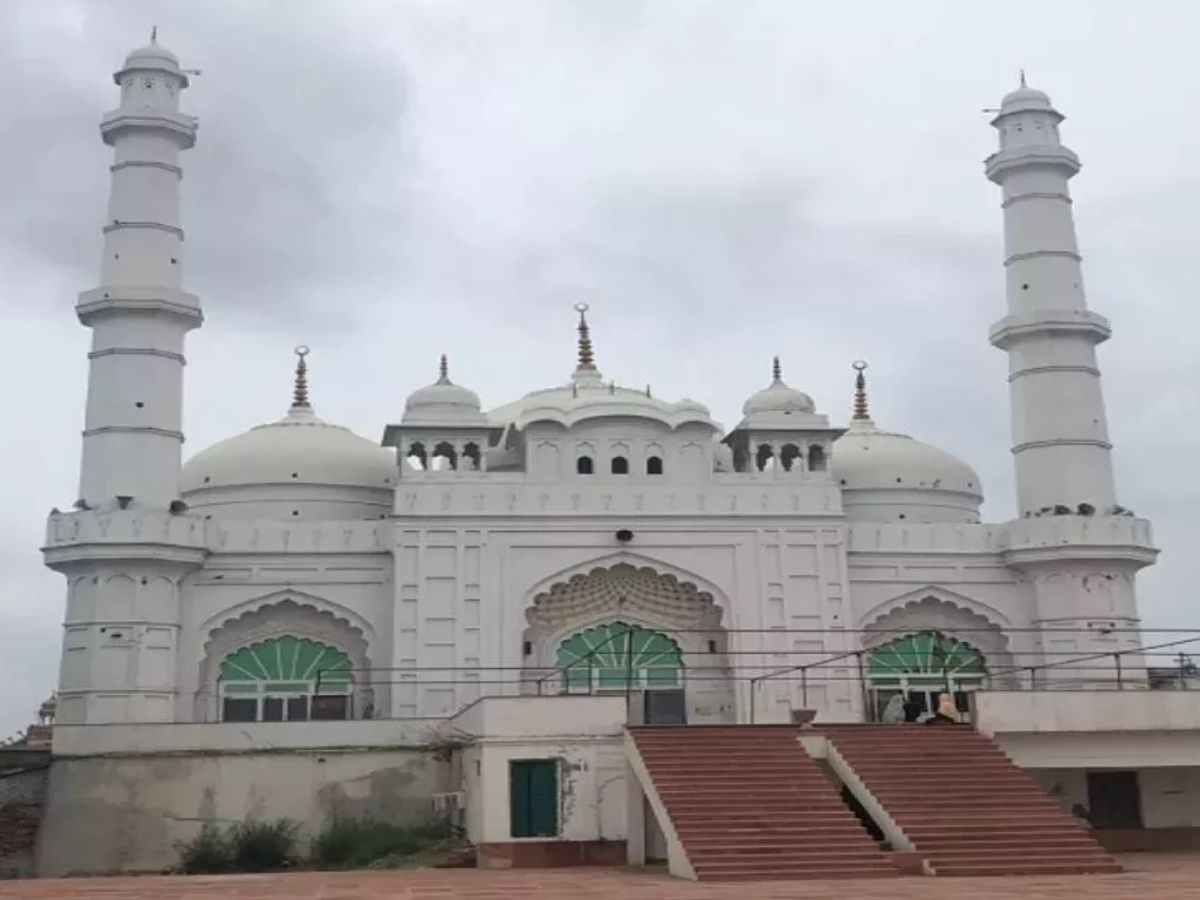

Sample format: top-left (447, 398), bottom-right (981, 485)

top-left (510, 759), bottom-right (559, 838)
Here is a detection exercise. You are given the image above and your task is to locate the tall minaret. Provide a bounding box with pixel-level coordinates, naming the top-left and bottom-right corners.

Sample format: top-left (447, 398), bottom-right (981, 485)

top-left (42, 36), bottom-right (208, 727)
top-left (986, 79), bottom-right (1115, 517)
top-left (76, 32), bottom-right (200, 511)
top-left (987, 79), bottom-right (1156, 683)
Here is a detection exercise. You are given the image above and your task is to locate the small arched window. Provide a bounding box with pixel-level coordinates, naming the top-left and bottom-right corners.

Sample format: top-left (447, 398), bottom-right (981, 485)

top-left (808, 444), bottom-right (827, 472)
top-left (611, 456), bottom-right (629, 475)
top-left (646, 456), bottom-right (663, 475)
top-left (779, 444), bottom-right (801, 472)
top-left (577, 456), bottom-right (594, 475)
top-left (755, 443), bottom-right (775, 472)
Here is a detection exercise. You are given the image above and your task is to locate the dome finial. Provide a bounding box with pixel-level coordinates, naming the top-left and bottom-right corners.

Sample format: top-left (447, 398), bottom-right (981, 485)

top-left (852, 359), bottom-right (870, 421)
top-left (1019, 68), bottom-right (1026, 88)
top-left (292, 345), bottom-right (311, 409)
top-left (438, 354), bottom-right (450, 385)
top-left (151, 25), bottom-right (158, 43)
top-left (574, 303), bottom-right (595, 371)
top-left (772, 356), bottom-right (782, 383)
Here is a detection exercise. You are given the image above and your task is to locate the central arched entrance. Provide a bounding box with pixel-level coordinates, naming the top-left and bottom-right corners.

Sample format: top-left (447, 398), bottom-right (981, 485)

top-left (866, 631), bottom-right (986, 722)
top-left (523, 562), bottom-right (734, 724)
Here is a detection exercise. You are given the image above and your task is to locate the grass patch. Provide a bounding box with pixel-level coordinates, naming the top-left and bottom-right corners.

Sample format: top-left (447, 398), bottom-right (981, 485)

top-left (175, 818), bottom-right (298, 874)
top-left (311, 818), bottom-right (445, 869)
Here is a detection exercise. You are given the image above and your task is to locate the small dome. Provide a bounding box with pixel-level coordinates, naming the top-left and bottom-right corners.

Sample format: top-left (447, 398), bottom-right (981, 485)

top-left (833, 419), bottom-right (982, 523)
top-left (742, 380), bottom-right (815, 417)
top-left (998, 77), bottom-right (1054, 116)
top-left (123, 36), bottom-right (182, 72)
top-left (181, 407), bottom-right (395, 496)
top-left (736, 358), bottom-right (818, 430)
top-left (402, 356), bottom-right (487, 427)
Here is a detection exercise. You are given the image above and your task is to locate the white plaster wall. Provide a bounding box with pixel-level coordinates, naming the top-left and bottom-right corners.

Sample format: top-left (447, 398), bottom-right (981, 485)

top-left (1029, 766), bottom-right (1200, 828)
top-left (451, 697), bottom-right (628, 845)
top-left (975, 691), bottom-right (1200, 735)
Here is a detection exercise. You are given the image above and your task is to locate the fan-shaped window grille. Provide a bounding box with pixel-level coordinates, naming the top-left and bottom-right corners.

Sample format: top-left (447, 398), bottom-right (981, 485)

top-left (867, 631), bottom-right (986, 686)
top-left (556, 622), bottom-right (682, 692)
top-left (219, 636), bottom-right (352, 722)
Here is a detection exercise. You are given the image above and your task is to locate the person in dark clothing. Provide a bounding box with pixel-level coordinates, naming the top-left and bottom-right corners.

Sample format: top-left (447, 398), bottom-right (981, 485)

top-left (902, 692), bottom-right (923, 723)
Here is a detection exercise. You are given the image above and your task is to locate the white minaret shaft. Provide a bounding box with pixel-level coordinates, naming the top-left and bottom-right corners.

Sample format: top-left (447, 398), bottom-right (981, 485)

top-left (986, 82), bottom-right (1116, 517)
top-left (76, 37), bottom-right (200, 510)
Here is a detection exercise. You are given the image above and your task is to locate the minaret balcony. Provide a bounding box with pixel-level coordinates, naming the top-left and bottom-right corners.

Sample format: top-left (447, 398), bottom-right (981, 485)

top-left (76, 286), bottom-right (202, 327)
top-left (989, 308), bottom-right (1110, 350)
top-left (100, 108), bottom-right (197, 147)
top-left (985, 145), bottom-right (1080, 182)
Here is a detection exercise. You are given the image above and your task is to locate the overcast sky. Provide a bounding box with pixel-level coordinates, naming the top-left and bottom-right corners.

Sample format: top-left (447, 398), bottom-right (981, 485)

top-left (2, 0), bottom-right (1198, 735)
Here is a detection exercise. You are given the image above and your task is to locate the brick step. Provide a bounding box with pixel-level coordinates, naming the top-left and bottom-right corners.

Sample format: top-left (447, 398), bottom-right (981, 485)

top-left (870, 797), bottom-right (1063, 810)
top-left (667, 805), bottom-right (853, 817)
top-left (911, 832), bottom-right (1100, 848)
top-left (677, 824), bottom-right (871, 837)
top-left (841, 758), bottom-right (1014, 769)
top-left (928, 860), bottom-right (1123, 877)
top-left (923, 845), bottom-right (1115, 861)
top-left (651, 776), bottom-right (827, 787)
top-left (655, 784), bottom-right (841, 796)
top-left (902, 830), bottom-right (1094, 844)
top-left (690, 845), bottom-right (888, 859)
top-left (640, 748), bottom-right (803, 756)
top-left (694, 862), bottom-right (896, 880)
top-left (890, 813), bottom-right (1073, 827)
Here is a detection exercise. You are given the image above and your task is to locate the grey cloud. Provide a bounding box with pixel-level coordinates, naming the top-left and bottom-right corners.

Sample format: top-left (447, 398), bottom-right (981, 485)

top-left (2, 0), bottom-right (1199, 733)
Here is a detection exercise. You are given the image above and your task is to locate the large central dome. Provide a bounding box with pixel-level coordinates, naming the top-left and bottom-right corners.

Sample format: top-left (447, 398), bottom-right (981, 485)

top-left (180, 350), bottom-right (395, 520)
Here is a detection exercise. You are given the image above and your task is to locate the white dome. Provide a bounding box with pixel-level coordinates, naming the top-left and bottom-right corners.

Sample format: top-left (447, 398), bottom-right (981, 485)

top-left (489, 382), bottom-right (717, 432)
top-left (735, 359), bottom-right (822, 430)
top-left (999, 83), bottom-right (1053, 116)
top-left (402, 358), bottom-right (487, 427)
top-left (742, 380), bottom-right (815, 417)
top-left (180, 405), bottom-right (396, 519)
top-left (833, 419), bottom-right (983, 524)
top-left (121, 36), bottom-right (184, 75)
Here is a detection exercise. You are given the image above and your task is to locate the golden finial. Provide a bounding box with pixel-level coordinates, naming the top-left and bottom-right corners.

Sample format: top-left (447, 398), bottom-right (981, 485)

top-left (293, 345), bottom-right (311, 408)
top-left (852, 360), bottom-right (869, 421)
top-left (574, 303), bottom-right (595, 371)
top-left (772, 356), bottom-right (782, 383)
top-left (438, 354), bottom-right (450, 384)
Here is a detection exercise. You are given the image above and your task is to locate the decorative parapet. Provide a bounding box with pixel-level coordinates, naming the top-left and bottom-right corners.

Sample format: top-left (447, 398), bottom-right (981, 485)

top-left (846, 516), bottom-right (1156, 564)
top-left (43, 510), bottom-right (391, 560)
top-left (43, 510), bottom-right (209, 567)
top-left (392, 479), bottom-right (844, 518)
top-left (1001, 515), bottom-right (1157, 567)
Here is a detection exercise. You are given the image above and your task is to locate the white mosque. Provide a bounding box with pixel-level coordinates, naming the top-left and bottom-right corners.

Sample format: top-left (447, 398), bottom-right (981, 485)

top-left (31, 37), bottom-right (1196, 879)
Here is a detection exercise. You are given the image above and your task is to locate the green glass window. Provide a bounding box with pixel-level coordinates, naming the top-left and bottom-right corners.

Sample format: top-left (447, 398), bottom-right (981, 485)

top-left (218, 636), bottom-right (352, 722)
top-left (867, 631), bottom-right (986, 686)
top-left (556, 622), bottom-right (682, 692)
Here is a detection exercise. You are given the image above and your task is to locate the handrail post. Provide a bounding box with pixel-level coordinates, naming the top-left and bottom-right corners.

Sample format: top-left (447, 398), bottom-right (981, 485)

top-left (801, 667), bottom-right (809, 708)
top-left (1115, 653), bottom-right (1124, 690)
top-left (749, 677), bottom-right (757, 725)
top-left (855, 652), bottom-right (868, 722)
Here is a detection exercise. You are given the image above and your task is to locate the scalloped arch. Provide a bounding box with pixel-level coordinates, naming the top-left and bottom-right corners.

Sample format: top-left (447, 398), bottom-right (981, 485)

top-left (524, 552), bottom-right (727, 616)
top-left (855, 585), bottom-right (1013, 633)
top-left (198, 588), bottom-right (375, 646)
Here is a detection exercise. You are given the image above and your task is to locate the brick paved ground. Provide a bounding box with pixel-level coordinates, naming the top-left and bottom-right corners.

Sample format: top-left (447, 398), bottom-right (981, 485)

top-left (2, 854), bottom-right (1199, 899)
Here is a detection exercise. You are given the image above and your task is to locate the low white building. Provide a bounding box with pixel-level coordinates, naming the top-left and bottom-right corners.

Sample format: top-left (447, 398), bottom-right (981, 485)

top-left (33, 39), bottom-right (1197, 877)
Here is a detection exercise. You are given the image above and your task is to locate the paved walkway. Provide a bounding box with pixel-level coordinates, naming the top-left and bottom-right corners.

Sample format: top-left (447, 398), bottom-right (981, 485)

top-left (3, 855), bottom-right (1199, 899)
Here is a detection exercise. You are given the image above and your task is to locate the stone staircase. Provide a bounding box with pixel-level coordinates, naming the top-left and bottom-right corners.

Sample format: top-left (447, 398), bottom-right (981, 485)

top-left (627, 725), bottom-right (895, 881)
top-left (824, 725), bottom-right (1122, 876)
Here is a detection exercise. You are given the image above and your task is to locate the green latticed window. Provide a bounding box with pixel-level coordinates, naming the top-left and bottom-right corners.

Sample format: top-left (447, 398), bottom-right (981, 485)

top-left (867, 631), bottom-right (986, 687)
top-left (219, 636), bottom-right (352, 722)
top-left (556, 622), bottom-right (682, 692)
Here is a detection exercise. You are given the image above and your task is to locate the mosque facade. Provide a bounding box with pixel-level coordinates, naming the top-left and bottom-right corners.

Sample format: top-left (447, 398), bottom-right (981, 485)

top-left (40, 40), bottom-right (1160, 742)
